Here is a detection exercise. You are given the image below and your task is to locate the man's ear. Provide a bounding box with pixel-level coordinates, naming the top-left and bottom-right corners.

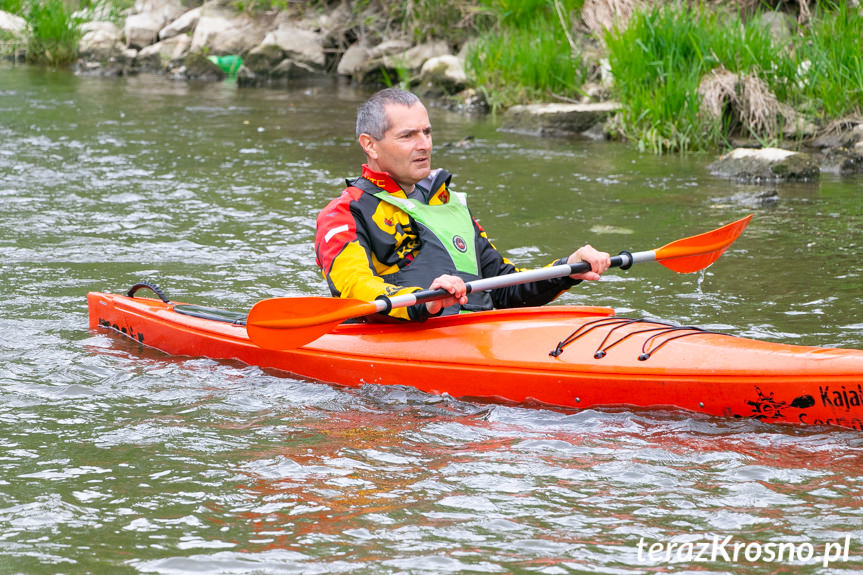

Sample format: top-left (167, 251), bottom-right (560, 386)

top-left (358, 134), bottom-right (378, 160)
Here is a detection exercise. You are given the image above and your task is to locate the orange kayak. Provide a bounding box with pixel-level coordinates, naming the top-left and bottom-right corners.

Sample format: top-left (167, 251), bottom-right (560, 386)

top-left (87, 290), bottom-right (863, 430)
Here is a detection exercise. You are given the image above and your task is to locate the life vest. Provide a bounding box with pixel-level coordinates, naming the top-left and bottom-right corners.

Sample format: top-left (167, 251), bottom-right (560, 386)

top-left (350, 176), bottom-right (492, 315)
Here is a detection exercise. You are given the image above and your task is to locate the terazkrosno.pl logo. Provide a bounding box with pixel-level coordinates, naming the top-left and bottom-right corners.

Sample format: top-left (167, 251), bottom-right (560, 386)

top-left (636, 535), bottom-right (853, 567)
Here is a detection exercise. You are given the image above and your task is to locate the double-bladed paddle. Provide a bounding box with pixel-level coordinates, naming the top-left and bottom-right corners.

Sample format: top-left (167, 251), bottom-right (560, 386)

top-left (247, 214), bottom-right (752, 350)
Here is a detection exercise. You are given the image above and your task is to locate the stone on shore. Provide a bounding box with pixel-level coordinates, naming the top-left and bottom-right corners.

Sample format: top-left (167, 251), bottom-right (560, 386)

top-left (244, 43), bottom-right (282, 74)
top-left (77, 21), bottom-right (137, 75)
top-left (190, 4), bottom-right (270, 55)
top-left (399, 41), bottom-right (450, 71)
top-left (78, 22), bottom-right (124, 60)
top-left (336, 42), bottom-right (370, 76)
top-left (450, 88), bottom-right (490, 114)
top-left (241, 21), bottom-right (327, 83)
top-left (159, 7), bottom-right (201, 41)
top-left (257, 23), bottom-right (325, 69)
top-left (182, 51), bottom-right (225, 81)
top-left (137, 34), bottom-right (191, 72)
top-left (810, 121), bottom-right (863, 150)
top-left (125, 0), bottom-right (185, 49)
top-left (500, 102), bottom-right (621, 137)
top-left (355, 40), bottom-right (450, 84)
top-left (236, 64), bottom-right (260, 87)
top-left (0, 10), bottom-right (26, 37)
top-left (368, 39), bottom-right (412, 59)
top-left (813, 123), bottom-right (863, 175)
top-left (271, 58), bottom-right (318, 80)
top-left (416, 55), bottom-right (467, 97)
top-left (0, 10), bottom-right (26, 60)
top-left (709, 148), bottom-right (820, 182)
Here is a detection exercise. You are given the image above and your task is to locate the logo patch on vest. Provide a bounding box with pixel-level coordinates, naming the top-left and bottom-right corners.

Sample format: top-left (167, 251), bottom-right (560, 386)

top-left (452, 235), bottom-right (467, 253)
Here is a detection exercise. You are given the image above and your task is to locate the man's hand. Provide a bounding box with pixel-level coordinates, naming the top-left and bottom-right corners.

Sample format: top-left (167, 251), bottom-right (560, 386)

top-left (566, 245), bottom-right (611, 281)
top-left (426, 274), bottom-right (468, 315)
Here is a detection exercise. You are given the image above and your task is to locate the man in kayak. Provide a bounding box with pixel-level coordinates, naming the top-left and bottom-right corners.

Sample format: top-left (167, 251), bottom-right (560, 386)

top-left (315, 88), bottom-right (611, 321)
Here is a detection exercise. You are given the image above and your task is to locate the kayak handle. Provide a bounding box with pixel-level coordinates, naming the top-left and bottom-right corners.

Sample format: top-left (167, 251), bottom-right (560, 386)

top-left (127, 280), bottom-right (171, 303)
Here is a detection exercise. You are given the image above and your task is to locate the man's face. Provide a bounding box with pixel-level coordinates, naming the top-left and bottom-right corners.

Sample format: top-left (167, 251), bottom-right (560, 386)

top-left (363, 102), bottom-right (432, 189)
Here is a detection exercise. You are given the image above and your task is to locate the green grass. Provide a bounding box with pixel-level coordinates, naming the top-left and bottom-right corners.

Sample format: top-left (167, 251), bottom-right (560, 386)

top-left (794, 1), bottom-right (863, 120)
top-left (604, 7), bottom-right (713, 152)
top-left (464, 0), bottom-right (586, 110)
top-left (0, 0), bottom-right (26, 13)
top-left (72, 0), bottom-right (138, 26)
top-left (481, 0), bottom-right (561, 25)
top-left (400, 0), bottom-right (492, 45)
top-left (231, 0), bottom-right (288, 13)
top-left (704, 10), bottom-right (794, 91)
top-left (26, 0), bottom-right (80, 66)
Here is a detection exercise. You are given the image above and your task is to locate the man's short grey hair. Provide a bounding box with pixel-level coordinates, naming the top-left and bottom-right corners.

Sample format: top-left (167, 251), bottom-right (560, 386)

top-left (356, 88), bottom-right (422, 140)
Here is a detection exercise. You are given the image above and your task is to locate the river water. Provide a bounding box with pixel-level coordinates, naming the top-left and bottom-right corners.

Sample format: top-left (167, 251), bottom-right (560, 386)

top-left (1, 65), bottom-right (862, 574)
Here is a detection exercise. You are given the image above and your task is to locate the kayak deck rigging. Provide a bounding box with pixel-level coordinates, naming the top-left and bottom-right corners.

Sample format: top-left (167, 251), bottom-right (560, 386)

top-left (550, 316), bottom-right (734, 361)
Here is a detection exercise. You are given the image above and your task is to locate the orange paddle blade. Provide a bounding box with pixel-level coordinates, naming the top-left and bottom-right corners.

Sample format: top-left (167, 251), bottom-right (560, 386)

top-left (246, 297), bottom-right (378, 350)
top-left (654, 214), bottom-right (752, 273)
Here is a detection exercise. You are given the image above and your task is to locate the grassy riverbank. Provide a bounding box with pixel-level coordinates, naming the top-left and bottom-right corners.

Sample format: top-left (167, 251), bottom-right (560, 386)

top-left (462, 0), bottom-right (861, 152)
top-left (604, 2), bottom-right (863, 152)
top-left (3, 0), bottom-right (861, 152)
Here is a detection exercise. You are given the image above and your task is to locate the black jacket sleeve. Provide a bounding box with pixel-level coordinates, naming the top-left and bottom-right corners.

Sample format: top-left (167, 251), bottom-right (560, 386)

top-left (473, 220), bottom-right (581, 309)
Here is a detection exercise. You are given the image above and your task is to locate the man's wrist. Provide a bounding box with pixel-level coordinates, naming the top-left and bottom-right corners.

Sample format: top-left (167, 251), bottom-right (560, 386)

top-left (556, 257), bottom-right (582, 286)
